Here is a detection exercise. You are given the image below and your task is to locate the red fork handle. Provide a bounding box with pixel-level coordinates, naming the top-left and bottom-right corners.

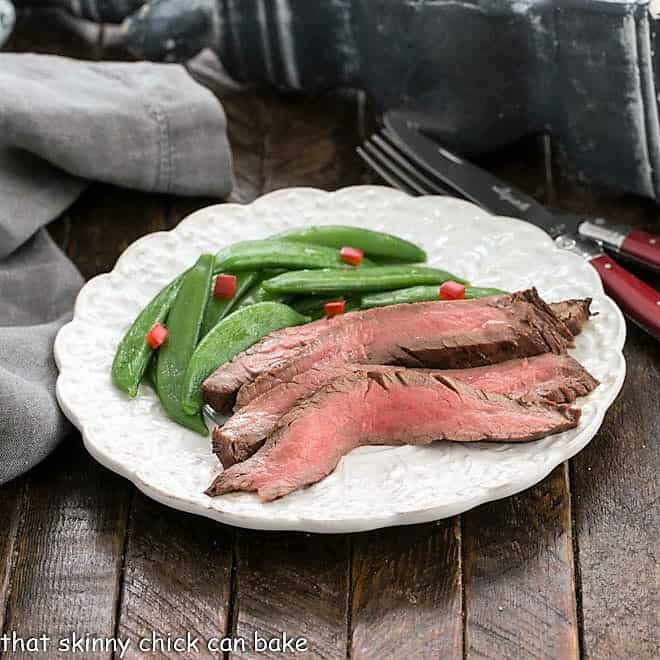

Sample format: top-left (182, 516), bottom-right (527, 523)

top-left (620, 229), bottom-right (660, 270)
top-left (590, 254), bottom-right (660, 339)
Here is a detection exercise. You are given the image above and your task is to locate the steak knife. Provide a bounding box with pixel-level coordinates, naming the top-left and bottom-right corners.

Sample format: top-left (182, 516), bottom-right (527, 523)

top-left (384, 112), bottom-right (660, 339)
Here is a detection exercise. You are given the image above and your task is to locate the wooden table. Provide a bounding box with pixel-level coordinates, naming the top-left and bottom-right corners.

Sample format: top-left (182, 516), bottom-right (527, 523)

top-left (1, 24), bottom-right (658, 660)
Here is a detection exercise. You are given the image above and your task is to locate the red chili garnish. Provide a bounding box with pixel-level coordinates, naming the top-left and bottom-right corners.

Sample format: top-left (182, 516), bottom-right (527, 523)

top-left (324, 300), bottom-right (346, 318)
top-left (146, 322), bottom-right (169, 349)
top-left (439, 281), bottom-right (466, 300)
top-left (214, 274), bottom-right (237, 300)
top-left (339, 246), bottom-right (364, 266)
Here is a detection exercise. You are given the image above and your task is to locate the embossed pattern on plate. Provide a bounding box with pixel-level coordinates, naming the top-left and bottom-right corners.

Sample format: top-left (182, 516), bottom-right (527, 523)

top-left (54, 187), bottom-right (626, 532)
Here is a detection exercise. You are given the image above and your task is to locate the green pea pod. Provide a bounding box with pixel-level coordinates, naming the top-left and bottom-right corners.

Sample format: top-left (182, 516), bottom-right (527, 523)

top-left (235, 285), bottom-right (287, 309)
top-left (262, 265), bottom-right (468, 295)
top-left (155, 254), bottom-right (215, 435)
top-left (111, 274), bottom-right (184, 397)
top-left (275, 225), bottom-right (427, 262)
top-left (143, 354), bottom-right (158, 391)
top-left (214, 239), bottom-right (374, 271)
top-left (231, 269), bottom-right (291, 310)
top-left (181, 302), bottom-right (308, 415)
top-left (361, 285), bottom-right (505, 309)
top-left (201, 271), bottom-right (260, 337)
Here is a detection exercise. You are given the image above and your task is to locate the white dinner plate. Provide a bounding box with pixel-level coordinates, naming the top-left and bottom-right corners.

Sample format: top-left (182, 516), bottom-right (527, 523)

top-left (54, 186), bottom-right (626, 532)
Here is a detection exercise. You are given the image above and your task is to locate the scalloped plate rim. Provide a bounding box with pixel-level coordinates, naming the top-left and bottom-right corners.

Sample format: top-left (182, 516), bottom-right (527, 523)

top-left (54, 185), bottom-right (627, 533)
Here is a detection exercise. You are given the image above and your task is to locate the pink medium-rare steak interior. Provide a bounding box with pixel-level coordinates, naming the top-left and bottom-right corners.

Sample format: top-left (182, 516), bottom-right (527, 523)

top-left (213, 354), bottom-right (598, 468)
top-left (203, 289), bottom-right (580, 413)
top-left (443, 352), bottom-right (598, 403)
top-left (207, 369), bottom-right (581, 501)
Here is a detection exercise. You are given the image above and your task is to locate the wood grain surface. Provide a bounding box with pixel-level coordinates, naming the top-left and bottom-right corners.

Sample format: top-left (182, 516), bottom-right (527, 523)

top-left (117, 495), bottom-right (234, 660)
top-left (1, 22), bottom-right (658, 659)
top-left (571, 327), bottom-right (659, 660)
top-left (231, 532), bottom-right (350, 660)
top-left (2, 441), bottom-right (130, 659)
top-left (350, 521), bottom-right (463, 660)
top-left (0, 481), bottom-right (24, 638)
top-left (463, 465), bottom-right (579, 660)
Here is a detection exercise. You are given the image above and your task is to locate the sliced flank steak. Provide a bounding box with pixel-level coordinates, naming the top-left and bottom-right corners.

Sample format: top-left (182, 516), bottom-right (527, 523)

top-left (549, 298), bottom-right (593, 336)
top-left (213, 354), bottom-right (598, 468)
top-left (203, 289), bottom-right (584, 413)
top-left (206, 369), bottom-right (582, 501)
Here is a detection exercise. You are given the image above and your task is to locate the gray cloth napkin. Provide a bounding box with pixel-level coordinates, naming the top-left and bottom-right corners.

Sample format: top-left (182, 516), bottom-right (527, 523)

top-left (0, 53), bottom-right (233, 485)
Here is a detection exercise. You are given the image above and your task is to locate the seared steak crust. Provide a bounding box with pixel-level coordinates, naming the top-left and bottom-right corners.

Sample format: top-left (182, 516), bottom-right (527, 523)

top-left (550, 299), bottom-right (593, 336)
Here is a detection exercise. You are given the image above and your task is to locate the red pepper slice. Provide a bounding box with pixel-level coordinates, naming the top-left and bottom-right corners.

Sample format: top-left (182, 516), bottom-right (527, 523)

top-left (214, 274), bottom-right (237, 300)
top-left (339, 246), bottom-right (364, 266)
top-left (324, 300), bottom-right (346, 317)
top-left (439, 281), bottom-right (466, 300)
top-left (146, 322), bottom-right (169, 349)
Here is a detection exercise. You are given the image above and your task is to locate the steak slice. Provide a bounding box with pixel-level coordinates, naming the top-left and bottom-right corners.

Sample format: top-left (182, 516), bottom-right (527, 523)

top-left (206, 369), bottom-right (581, 501)
top-left (203, 289), bottom-right (580, 413)
top-left (213, 354), bottom-right (598, 468)
top-left (550, 298), bottom-right (593, 336)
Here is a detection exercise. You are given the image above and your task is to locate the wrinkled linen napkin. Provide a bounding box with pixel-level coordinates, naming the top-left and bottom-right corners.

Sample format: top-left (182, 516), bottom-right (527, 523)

top-left (0, 53), bottom-right (233, 485)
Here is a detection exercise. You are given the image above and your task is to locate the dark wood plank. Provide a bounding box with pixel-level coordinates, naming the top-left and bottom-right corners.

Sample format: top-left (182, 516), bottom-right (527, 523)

top-left (350, 521), bottom-right (463, 659)
top-left (463, 465), bottom-right (579, 659)
top-left (554, 178), bottom-right (659, 659)
top-left (230, 531), bottom-right (349, 659)
top-left (116, 494), bottom-right (233, 660)
top-left (67, 184), bottom-right (171, 279)
top-left (571, 325), bottom-right (659, 659)
top-left (2, 439), bottom-right (130, 659)
top-left (226, 91), bottom-right (365, 203)
top-left (460, 137), bottom-right (579, 660)
top-left (0, 480), bottom-right (25, 637)
top-left (225, 89), bottom-right (366, 660)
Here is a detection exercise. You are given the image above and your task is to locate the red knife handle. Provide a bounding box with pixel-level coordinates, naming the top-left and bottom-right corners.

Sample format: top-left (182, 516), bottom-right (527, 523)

top-left (590, 254), bottom-right (660, 338)
top-left (620, 229), bottom-right (660, 270)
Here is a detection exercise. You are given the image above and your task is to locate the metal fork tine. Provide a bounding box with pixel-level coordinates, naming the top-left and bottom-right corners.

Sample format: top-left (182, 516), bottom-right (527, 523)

top-left (363, 139), bottom-right (429, 195)
top-left (373, 132), bottom-right (454, 196)
top-left (356, 145), bottom-right (420, 196)
top-left (361, 140), bottom-right (431, 195)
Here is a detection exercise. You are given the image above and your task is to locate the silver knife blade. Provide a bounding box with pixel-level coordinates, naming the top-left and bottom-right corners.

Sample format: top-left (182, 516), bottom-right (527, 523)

top-left (383, 112), bottom-right (580, 238)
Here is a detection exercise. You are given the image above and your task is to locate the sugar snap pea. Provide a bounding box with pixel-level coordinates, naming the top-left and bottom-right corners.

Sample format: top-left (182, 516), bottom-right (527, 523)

top-left (214, 239), bottom-right (374, 271)
top-left (276, 225), bottom-right (427, 262)
top-left (201, 271), bottom-right (259, 337)
top-left (181, 302), bottom-right (308, 415)
top-left (235, 285), bottom-right (287, 309)
top-left (155, 254), bottom-right (214, 435)
top-left (262, 265), bottom-right (468, 295)
top-left (361, 285), bottom-right (505, 309)
top-left (111, 275), bottom-right (184, 397)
